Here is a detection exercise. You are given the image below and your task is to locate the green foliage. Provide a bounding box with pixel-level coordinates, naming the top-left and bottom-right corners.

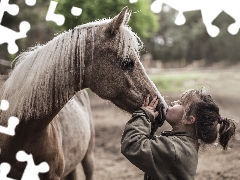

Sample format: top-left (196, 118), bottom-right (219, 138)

top-left (2, 1), bottom-right (240, 70)
top-left (145, 5), bottom-right (240, 65)
top-left (55, 0), bottom-right (159, 39)
top-left (0, 0), bottom-right (55, 61)
top-left (150, 72), bottom-right (203, 92)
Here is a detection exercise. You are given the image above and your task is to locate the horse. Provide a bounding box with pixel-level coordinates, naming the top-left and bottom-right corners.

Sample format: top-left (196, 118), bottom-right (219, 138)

top-left (151, 0), bottom-right (240, 37)
top-left (0, 6), bottom-right (167, 180)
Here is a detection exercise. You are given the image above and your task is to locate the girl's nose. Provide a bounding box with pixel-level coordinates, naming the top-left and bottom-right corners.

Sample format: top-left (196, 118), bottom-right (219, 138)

top-left (170, 101), bottom-right (176, 106)
top-left (170, 101), bottom-right (180, 106)
top-left (173, 101), bottom-right (178, 105)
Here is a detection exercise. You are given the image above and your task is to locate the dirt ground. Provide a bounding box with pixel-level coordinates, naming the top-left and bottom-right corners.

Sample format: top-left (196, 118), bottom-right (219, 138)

top-left (1, 69), bottom-right (240, 180)
top-left (88, 70), bottom-right (240, 180)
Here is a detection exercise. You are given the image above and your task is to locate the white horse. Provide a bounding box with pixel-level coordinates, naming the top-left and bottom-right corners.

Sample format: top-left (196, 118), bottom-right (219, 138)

top-left (0, 7), bottom-right (167, 180)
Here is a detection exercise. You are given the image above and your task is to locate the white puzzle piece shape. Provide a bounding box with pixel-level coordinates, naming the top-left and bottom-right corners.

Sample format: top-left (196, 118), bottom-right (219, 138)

top-left (0, 163), bottom-right (16, 180)
top-left (46, 1), bottom-right (82, 25)
top-left (0, 116), bottom-right (19, 136)
top-left (25, 0), bottom-right (36, 6)
top-left (151, 0), bottom-right (240, 37)
top-left (46, 1), bottom-right (65, 26)
top-left (0, 0), bottom-right (19, 22)
top-left (16, 151), bottom-right (49, 180)
top-left (0, 99), bottom-right (9, 111)
top-left (0, 0), bottom-right (30, 54)
top-left (0, 100), bottom-right (19, 136)
top-left (71, 7), bottom-right (82, 16)
top-left (0, 21), bottom-right (30, 54)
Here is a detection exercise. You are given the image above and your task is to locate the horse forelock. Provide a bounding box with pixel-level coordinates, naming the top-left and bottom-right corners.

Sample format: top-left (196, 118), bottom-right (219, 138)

top-left (13, 14), bottom-right (142, 67)
top-left (117, 26), bottom-right (143, 59)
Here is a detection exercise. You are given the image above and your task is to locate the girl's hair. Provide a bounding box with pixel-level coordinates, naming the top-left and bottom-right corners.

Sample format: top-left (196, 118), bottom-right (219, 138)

top-left (180, 88), bottom-right (236, 150)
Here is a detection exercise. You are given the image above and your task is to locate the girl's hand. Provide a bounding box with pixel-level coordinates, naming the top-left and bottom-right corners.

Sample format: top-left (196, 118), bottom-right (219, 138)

top-left (142, 95), bottom-right (159, 119)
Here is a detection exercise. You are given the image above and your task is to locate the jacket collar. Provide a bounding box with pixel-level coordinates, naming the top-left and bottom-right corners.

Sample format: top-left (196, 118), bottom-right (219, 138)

top-left (161, 131), bottom-right (197, 140)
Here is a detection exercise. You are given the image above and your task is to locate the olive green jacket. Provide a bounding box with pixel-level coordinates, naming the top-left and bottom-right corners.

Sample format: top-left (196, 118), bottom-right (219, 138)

top-left (121, 108), bottom-right (199, 180)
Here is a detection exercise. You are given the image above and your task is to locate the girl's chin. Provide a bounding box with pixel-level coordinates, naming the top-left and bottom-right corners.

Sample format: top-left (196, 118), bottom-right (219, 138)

top-left (165, 119), bottom-right (172, 125)
top-left (165, 119), bottom-right (178, 127)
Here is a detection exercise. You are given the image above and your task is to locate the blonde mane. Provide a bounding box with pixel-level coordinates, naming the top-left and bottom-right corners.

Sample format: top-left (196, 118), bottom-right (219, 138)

top-left (0, 17), bottom-right (143, 121)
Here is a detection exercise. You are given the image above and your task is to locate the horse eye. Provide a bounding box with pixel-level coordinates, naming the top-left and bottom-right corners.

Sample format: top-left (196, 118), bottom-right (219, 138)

top-left (121, 57), bottom-right (134, 69)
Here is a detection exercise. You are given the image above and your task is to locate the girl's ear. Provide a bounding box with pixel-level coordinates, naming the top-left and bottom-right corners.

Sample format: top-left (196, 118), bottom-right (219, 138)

top-left (183, 116), bottom-right (196, 125)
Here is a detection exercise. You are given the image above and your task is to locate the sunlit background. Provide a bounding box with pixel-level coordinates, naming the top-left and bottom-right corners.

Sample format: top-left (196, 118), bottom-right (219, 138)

top-left (0, 0), bottom-right (240, 179)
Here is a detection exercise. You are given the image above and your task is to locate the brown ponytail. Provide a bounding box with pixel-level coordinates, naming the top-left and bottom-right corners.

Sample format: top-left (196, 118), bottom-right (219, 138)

top-left (180, 88), bottom-right (236, 150)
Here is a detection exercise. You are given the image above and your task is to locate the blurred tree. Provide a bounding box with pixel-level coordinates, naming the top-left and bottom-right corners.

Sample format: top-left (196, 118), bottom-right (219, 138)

top-left (209, 11), bottom-right (240, 63)
top-left (55, 0), bottom-right (159, 39)
top-left (0, 0), bottom-right (158, 72)
top-left (0, 0), bottom-right (55, 63)
top-left (1, 1), bottom-right (240, 71)
top-left (145, 4), bottom-right (240, 66)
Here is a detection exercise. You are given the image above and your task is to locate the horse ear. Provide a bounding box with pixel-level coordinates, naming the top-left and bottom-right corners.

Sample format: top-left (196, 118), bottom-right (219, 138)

top-left (124, 9), bottom-right (132, 25)
top-left (108, 6), bottom-right (129, 35)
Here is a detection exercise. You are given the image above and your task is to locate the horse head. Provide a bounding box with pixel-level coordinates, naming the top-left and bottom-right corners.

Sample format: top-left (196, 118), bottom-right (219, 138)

top-left (81, 7), bottom-right (167, 115)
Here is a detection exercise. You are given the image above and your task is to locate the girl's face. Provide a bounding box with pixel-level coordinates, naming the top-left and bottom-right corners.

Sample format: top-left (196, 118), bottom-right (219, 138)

top-left (165, 100), bottom-right (184, 126)
top-left (165, 90), bottom-right (201, 127)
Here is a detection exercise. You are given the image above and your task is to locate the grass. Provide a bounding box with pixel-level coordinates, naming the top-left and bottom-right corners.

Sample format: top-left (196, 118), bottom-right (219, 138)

top-left (149, 70), bottom-right (240, 93)
top-left (150, 72), bottom-right (206, 92)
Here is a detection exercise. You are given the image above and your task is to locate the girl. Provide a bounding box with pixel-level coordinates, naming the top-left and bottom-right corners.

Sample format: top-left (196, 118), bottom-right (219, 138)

top-left (121, 88), bottom-right (236, 180)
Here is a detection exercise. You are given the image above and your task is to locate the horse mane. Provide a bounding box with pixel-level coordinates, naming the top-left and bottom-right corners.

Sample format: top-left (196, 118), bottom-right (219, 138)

top-left (13, 12), bottom-right (143, 68)
top-left (1, 16), bottom-right (143, 121)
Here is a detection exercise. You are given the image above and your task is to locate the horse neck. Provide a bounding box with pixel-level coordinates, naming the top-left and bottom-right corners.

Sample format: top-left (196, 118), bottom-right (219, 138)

top-left (0, 28), bottom-right (88, 125)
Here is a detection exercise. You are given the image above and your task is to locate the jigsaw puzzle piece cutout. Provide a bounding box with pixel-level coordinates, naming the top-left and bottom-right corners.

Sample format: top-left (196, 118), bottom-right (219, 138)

top-left (0, 21), bottom-right (30, 54)
top-left (46, 1), bottom-right (65, 26)
top-left (25, 0), bottom-right (37, 6)
top-left (228, 21), bottom-right (240, 35)
top-left (175, 12), bottom-right (186, 25)
top-left (0, 0), bottom-right (19, 22)
top-left (71, 7), bottom-right (82, 16)
top-left (0, 163), bottom-right (16, 180)
top-left (16, 151), bottom-right (49, 180)
top-left (0, 116), bottom-right (19, 136)
top-left (201, 5), bottom-right (222, 37)
top-left (0, 99), bottom-right (9, 111)
top-left (46, 1), bottom-right (82, 25)
top-left (223, 1), bottom-right (240, 35)
top-left (129, 0), bottom-right (138, 3)
top-left (150, 0), bottom-right (222, 37)
top-left (0, 100), bottom-right (19, 136)
top-left (151, 0), bottom-right (240, 37)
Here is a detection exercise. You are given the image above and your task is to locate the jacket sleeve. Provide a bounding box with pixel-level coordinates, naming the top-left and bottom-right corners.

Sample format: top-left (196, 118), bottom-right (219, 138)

top-left (121, 108), bottom-right (176, 179)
